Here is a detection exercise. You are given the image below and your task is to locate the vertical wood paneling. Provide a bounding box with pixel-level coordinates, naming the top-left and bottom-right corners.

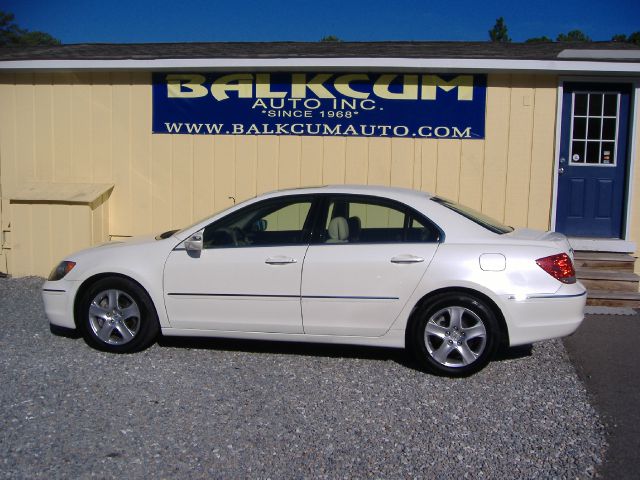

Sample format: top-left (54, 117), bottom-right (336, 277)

top-left (70, 205), bottom-right (92, 254)
top-left (130, 72), bottom-right (152, 235)
top-left (193, 136), bottom-right (215, 218)
top-left (234, 135), bottom-right (258, 203)
top-left (31, 205), bottom-right (51, 274)
top-left (482, 74), bottom-right (512, 221)
top-left (256, 136), bottom-right (278, 194)
top-left (278, 136), bottom-right (301, 189)
top-left (91, 72), bottom-right (112, 182)
top-left (345, 137), bottom-right (368, 184)
top-left (322, 137), bottom-right (346, 184)
top-left (504, 76), bottom-right (535, 227)
top-left (390, 138), bottom-right (414, 188)
top-left (110, 72), bottom-right (132, 234)
top-left (150, 134), bottom-right (172, 232)
top-left (34, 74), bottom-right (54, 181)
top-left (50, 204), bottom-right (70, 265)
top-left (367, 137), bottom-right (391, 185)
top-left (10, 204), bottom-right (31, 275)
top-left (420, 140), bottom-right (438, 193)
top-left (528, 75), bottom-right (557, 230)
top-left (14, 73), bottom-right (35, 182)
top-left (213, 136), bottom-right (236, 212)
top-left (171, 135), bottom-right (194, 229)
top-left (51, 73), bottom-right (73, 181)
top-left (0, 74), bottom-right (16, 237)
top-left (300, 136), bottom-right (323, 186)
top-left (436, 140), bottom-right (461, 200)
top-left (459, 140), bottom-right (485, 209)
top-left (0, 73), bottom-right (593, 277)
top-left (71, 73), bottom-right (92, 181)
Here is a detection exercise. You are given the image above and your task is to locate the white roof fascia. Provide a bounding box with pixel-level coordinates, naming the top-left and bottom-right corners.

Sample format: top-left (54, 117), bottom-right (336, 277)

top-left (1, 57), bottom-right (640, 73)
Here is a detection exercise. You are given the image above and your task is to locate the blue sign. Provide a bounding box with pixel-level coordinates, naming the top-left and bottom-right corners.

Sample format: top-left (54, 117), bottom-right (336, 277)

top-left (152, 72), bottom-right (486, 139)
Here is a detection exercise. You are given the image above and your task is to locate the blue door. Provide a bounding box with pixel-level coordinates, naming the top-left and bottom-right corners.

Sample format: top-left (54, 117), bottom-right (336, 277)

top-left (556, 83), bottom-right (631, 238)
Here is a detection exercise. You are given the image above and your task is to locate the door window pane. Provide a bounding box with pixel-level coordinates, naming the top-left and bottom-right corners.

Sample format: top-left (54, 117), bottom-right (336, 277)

top-left (587, 118), bottom-right (601, 140)
top-left (586, 142), bottom-right (600, 164)
top-left (203, 197), bottom-right (313, 248)
top-left (570, 91), bottom-right (619, 167)
top-left (603, 94), bottom-right (618, 116)
top-left (573, 117), bottom-right (586, 139)
top-left (574, 93), bottom-right (588, 115)
top-left (321, 198), bottom-right (439, 244)
top-left (588, 93), bottom-right (603, 116)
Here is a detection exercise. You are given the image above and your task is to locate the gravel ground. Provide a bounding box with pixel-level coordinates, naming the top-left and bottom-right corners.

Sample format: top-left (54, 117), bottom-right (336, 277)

top-left (1, 277), bottom-right (605, 479)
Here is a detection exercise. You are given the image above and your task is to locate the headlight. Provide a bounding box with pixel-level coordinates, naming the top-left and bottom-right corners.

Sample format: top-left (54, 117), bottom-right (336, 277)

top-left (48, 261), bottom-right (76, 281)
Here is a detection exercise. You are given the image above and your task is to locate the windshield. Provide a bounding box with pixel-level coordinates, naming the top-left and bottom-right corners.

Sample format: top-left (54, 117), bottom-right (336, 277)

top-left (173, 196), bottom-right (257, 237)
top-left (432, 197), bottom-right (514, 234)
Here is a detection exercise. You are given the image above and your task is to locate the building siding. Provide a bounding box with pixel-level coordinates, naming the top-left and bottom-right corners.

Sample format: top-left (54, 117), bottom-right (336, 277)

top-left (1, 71), bottom-right (629, 275)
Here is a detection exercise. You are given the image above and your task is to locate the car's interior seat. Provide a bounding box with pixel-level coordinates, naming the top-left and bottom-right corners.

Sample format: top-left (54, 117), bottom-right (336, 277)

top-left (348, 216), bottom-right (361, 242)
top-left (326, 217), bottom-right (349, 243)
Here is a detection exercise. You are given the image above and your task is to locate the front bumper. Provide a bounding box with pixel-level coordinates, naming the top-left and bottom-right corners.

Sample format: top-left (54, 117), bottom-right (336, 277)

top-left (42, 280), bottom-right (79, 330)
top-left (502, 283), bottom-right (587, 346)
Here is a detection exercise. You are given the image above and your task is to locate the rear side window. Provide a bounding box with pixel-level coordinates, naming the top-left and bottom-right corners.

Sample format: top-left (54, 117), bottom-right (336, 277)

top-left (432, 197), bottom-right (514, 234)
top-left (318, 196), bottom-right (441, 244)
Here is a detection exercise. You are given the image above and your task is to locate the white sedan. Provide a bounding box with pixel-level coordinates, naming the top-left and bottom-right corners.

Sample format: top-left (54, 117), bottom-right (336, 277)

top-left (43, 185), bottom-right (585, 376)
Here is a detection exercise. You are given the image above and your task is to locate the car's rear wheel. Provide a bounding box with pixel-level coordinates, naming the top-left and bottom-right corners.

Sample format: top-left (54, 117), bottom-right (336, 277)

top-left (410, 292), bottom-right (500, 377)
top-left (77, 277), bottom-right (159, 353)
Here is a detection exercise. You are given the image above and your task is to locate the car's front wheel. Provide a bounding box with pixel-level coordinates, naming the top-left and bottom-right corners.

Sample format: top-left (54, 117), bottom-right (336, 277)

top-left (410, 292), bottom-right (500, 377)
top-left (77, 277), bottom-right (159, 353)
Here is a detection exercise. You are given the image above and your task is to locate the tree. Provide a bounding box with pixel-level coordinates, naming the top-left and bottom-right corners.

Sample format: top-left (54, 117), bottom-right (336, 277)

top-left (525, 36), bottom-right (552, 43)
top-left (489, 17), bottom-right (511, 42)
top-left (556, 30), bottom-right (591, 42)
top-left (320, 35), bottom-right (341, 42)
top-left (0, 10), bottom-right (60, 46)
top-left (612, 32), bottom-right (640, 45)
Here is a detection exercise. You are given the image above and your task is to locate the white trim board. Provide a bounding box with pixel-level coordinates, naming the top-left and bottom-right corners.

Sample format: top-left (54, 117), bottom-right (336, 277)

top-left (568, 237), bottom-right (637, 253)
top-left (1, 57), bottom-right (640, 73)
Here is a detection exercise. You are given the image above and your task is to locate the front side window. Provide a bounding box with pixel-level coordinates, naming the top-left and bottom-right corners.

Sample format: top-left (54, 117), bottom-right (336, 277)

top-left (203, 197), bottom-right (313, 248)
top-left (318, 197), bottom-right (440, 244)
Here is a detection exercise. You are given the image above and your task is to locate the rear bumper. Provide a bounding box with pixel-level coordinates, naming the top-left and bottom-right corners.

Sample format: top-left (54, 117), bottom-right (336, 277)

top-left (502, 284), bottom-right (587, 346)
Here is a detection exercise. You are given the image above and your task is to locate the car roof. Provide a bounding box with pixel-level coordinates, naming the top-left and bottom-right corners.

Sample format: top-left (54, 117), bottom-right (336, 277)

top-left (263, 184), bottom-right (435, 201)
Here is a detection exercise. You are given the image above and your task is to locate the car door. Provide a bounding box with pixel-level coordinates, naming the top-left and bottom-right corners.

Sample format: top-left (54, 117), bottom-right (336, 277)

top-left (301, 195), bottom-right (440, 337)
top-left (163, 195), bottom-right (316, 333)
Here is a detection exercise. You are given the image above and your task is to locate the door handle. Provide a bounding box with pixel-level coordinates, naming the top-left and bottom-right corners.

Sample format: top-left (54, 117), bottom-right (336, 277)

top-left (390, 254), bottom-right (425, 264)
top-left (265, 256), bottom-right (297, 265)
top-left (558, 167), bottom-right (565, 174)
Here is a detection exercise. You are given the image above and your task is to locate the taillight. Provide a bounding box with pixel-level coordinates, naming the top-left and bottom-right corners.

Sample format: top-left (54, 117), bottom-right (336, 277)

top-left (536, 253), bottom-right (576, 284)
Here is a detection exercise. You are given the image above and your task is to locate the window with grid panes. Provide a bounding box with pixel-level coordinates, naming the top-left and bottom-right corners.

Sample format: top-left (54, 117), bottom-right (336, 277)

top-left (570, 92), bottom-right (620, 166)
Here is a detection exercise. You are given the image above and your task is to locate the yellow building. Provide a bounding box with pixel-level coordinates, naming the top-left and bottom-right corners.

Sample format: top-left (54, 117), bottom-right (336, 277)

top-left (1, 41), bottom-right (639, 304)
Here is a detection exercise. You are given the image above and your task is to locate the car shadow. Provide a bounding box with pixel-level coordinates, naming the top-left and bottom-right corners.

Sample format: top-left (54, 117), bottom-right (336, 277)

top-left (157, 335), bottom-right (533, 372)
top-left (49, 324), bottom-right (533, 372)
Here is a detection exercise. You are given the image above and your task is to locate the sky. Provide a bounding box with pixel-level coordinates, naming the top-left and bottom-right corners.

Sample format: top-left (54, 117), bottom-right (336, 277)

top-left (1, 0), bottom-right (639, 44)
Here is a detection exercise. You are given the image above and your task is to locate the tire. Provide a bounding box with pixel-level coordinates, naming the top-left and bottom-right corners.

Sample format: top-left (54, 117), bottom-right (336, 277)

top-left (77, 276), bottom-right (159, 353)
top-left (410, 292), bottom-right (500, 377)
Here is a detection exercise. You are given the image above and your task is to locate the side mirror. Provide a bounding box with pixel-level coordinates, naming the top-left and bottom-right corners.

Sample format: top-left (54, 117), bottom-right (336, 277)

top-left (184, 231), bottom-right (203, 254)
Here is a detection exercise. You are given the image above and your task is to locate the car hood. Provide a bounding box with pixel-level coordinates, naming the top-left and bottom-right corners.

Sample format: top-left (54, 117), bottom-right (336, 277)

top-left (504, 228), bottom-right (573, 257)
